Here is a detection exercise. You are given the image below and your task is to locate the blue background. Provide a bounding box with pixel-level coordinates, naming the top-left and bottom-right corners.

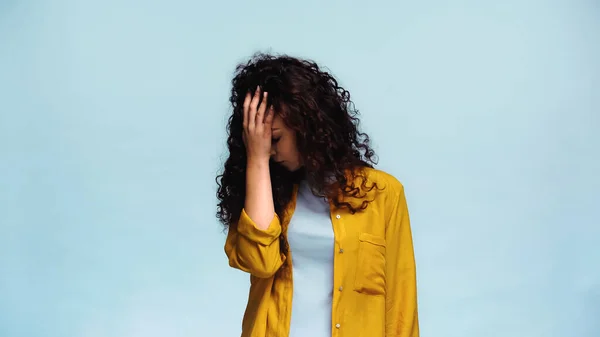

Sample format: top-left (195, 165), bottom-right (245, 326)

top-left (1, 0), bottom-right (598, 336)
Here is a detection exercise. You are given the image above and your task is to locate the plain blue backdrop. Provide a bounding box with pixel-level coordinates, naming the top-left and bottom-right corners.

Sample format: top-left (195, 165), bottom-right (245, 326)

top-left (1, 0), bottom-right (598, 336)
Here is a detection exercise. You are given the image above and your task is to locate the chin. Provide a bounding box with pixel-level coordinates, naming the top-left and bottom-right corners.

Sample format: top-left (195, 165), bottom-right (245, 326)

top-left (286, 163), bottom-right (302, 172)
top-left (270, 160), bottom-right (303, 175)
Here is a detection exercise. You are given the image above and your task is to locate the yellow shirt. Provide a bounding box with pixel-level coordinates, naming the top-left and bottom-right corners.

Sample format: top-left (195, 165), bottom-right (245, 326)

top-left (225, 168), bottom-right (419, 337)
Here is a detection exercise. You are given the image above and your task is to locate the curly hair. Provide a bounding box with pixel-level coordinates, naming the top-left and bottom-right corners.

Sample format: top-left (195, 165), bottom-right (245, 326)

top-left (216, 52), bottom-right (380, 239)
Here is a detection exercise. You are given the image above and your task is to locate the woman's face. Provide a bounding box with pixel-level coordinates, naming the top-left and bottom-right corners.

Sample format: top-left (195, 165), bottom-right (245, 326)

top-left (270, 114), bottom-right (302, 172)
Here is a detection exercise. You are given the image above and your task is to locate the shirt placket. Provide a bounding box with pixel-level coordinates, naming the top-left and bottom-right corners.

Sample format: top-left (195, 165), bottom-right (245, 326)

top-left (330, 203), bottom-right (346, 336)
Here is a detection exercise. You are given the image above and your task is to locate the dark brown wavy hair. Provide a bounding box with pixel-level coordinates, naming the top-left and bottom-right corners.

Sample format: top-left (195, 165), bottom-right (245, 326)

top-left (216, 52), bottom-right (380, 236)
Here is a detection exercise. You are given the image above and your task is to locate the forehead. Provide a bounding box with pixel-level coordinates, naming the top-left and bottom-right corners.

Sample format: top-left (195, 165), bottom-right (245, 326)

top-left (271, 114), bottom-right (287, 130)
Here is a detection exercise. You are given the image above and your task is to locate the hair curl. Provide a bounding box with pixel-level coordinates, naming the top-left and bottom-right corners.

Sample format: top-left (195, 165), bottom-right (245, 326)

top-left (216, 53), bottom-right (380, 257)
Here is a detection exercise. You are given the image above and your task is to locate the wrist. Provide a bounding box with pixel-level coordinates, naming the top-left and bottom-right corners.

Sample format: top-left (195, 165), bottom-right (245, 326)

top-left (247, 156), bottom-right (270, 169)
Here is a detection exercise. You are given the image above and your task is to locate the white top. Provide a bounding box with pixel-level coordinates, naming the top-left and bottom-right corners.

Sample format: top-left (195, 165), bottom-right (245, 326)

top-left (287, 180), bottom-right (335, 337)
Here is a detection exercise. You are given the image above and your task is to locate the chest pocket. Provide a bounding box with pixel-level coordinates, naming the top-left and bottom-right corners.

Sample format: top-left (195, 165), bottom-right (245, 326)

top-left (353, 232), bottom-right (386, 295)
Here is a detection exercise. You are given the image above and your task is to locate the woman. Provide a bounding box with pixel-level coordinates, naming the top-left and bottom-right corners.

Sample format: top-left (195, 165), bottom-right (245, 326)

top-left (216, 53), bottom-right (419, 337)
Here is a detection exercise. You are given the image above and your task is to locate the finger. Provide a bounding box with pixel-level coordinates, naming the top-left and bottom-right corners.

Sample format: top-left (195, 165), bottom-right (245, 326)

top-left (242, 92), bottom-right (251, 129)
top-left (248, 87), bottom-right (261, 130)
top-left (264, 106), bottom-right (274, 131)
top-left (256, 92), bottom-right (268, 126)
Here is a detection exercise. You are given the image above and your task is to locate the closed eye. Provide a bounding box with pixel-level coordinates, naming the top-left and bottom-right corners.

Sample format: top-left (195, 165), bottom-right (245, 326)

top-left (272, 137), bottom-right (281, 144)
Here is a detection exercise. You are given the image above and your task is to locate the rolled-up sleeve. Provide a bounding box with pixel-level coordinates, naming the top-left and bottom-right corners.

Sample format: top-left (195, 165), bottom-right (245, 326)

top-left (224, 209), bottom-right (286, 278)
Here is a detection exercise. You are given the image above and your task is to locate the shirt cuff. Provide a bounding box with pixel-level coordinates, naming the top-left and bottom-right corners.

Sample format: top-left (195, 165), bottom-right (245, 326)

top-left (237, 208), bottom-right (282, 246)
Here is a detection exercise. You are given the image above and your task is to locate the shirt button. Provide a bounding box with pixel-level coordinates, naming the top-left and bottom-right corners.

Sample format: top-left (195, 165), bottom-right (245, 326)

top-left (335, 214), bottom-right (341, 219)
top-left (339, 249), bottom-right (344, 253)
top-left (338, 286), bottom-right (343, 291)
top-left (335, 323), bottom-right (341, 329)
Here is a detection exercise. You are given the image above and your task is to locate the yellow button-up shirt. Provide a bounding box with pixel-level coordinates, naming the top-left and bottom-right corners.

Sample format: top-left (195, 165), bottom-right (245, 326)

top-left (225, 168), bottom-right (419, 337)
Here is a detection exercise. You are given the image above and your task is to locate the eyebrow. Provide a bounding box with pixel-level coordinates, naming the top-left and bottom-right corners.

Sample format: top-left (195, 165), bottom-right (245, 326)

top-left (272, 128), bottom-right (280, 131)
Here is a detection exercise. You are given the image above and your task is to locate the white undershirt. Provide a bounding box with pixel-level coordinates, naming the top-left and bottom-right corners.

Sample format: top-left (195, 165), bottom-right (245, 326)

top-left (287, 180), bottom-right (335, 337)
